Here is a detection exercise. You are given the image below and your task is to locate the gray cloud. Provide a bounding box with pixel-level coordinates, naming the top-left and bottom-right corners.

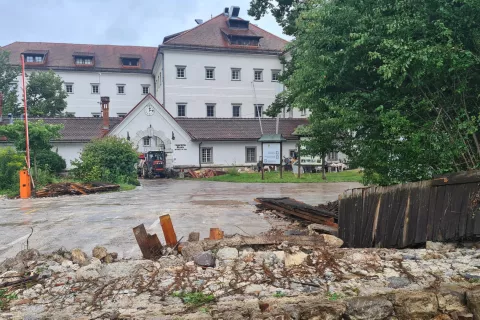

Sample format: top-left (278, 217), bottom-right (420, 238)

top-left (0, 0), bottom-right (291, 47)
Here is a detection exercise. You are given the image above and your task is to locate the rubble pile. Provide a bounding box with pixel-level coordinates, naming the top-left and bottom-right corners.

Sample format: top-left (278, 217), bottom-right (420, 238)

top-left (1, 240), bottom-right (480, 319)
top-left (35, 182), bottom-right (120, 198)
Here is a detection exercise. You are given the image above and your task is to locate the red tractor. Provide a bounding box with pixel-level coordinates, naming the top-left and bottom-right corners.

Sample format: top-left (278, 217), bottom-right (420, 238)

top-left (137, 151), bottom-right (166, 178)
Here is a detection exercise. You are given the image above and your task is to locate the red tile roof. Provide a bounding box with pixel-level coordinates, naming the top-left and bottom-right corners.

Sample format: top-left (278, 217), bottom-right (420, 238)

top-left (176, 118), bottom-right (306, 141)
top-left (0, 42), bottom-right (157, 72)
top-left (163, 14), bottom-right (288, 53)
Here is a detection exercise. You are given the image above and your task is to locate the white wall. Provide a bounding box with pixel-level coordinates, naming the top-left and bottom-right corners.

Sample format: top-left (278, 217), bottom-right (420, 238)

top-left (16, 71), bottom-right (154, 117)
top-left (52, 142), bottom-right (86, 169)
top-left (155, 49), bottom-right (306, 118)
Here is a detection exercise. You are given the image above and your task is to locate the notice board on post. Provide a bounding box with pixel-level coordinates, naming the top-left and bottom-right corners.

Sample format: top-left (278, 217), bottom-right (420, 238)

top-left (262, 142), bottom-right (282, 165)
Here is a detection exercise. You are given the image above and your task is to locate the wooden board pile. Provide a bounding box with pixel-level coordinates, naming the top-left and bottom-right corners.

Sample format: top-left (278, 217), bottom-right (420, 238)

top-left (187, 169), bottom-right (228, 178)
top-left (255, 197), bottom-right (338, 228)
top-left (35, 182), bottom-right (120, 198)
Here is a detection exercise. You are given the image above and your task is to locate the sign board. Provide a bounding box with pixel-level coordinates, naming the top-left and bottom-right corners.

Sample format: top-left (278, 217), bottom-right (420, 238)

top-left (262, 143), bottom-right (281, 165)
top-left (174, 144), bottom-right (187, 151)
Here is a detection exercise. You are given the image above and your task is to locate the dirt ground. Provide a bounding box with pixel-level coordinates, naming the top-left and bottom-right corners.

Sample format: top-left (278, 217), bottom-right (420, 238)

top-left (0, 179), bottom-right (361, 261)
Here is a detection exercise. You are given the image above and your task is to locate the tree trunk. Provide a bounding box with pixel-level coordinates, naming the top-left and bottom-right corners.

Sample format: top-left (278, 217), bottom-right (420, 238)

top-left (321, 153), bottom-right (327, 180)
top-left (34, 151), bottom-right (38, 179)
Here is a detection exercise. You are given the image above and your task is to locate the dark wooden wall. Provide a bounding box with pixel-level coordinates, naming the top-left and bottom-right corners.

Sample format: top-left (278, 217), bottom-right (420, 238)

top-left (338, 171), bottom-right (480, 248)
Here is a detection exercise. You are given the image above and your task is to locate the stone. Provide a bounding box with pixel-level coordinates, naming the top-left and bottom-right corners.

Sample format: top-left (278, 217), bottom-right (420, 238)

top-left (244, 284), bottom-right (264, 295)
top-left (22, 288), bottom-right (38, 299)
top-left (61, 260), bottom-right (73, 268)
top-left (181, 242), bottom-right (204, 261)
top-left (0, 271), bottom-right (21, 285)
top-left (466, 289), bottom-right (480, 320)
top-left (426, 241), bottom-right (456, 251)
top-left (393, 291), bottom-right (438, 320)
top-left (109, 252), bottom-right (118, 260)
top-left (285, 251), bottom-right (308, 267)
top-left (194, 251), bottom-right (215, 268)
top-left (345, 296), bottom-right (394, 320)
top-left (308, 223), bottom-right (339, 236)
top-left (76, 264), bottom-right (101, 281)
top-left (92, 246), bottom-right (108, 260)
top-left (71, 248), bottom-right (88, 266)
top-left (216, 247), bottom-right (239, 260)
top-left (104, 254), bottom-right (114, 264)
top-left (320, 234), bottom-right (344, 247)
top-left (387, 277), bottom-right (410, 289)
top-left (437, 289), bottom-right (468, 314)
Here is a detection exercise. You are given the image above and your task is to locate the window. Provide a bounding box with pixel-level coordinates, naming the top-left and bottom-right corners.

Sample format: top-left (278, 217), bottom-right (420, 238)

top-left (201, 147), bottom-right (213, 163)
top-left (91, 84), bottom-right (99, 94)
top-left (328, 152), bottom-right (339, 161)
top-left (75, 57), bottom-right (93, 65)
top-left (143, 137), bottom-right (151, 147)
top-left (301, 109), bottom-right (307, 116)
top-left (176, 66), bottom-right (186, 79)
top-left (26, 56), bottom-right (34, 63)
top-left (177, 104), bottom-right (186, 117)
top-left (35, 56), bottom-right (43, 63)
top-left (121, 58), bottom-right (139, 67)
top-left (271, 70), bottom-right (280, 82)
top-left (246, 147), bottom-right (257, 163)
top-left (205, 67), bottom-right (215, 80)
top-left (92, 113), bottom-right (101, 118)
top-left (289, 150), bottom-right (297, 158)
top-left (231, 68), bottom-right (241, 81)
top-left (254, 69), bottom-right (263, 81)
top-left (232, 105), bottom-right (241, 117)
top-left (117, 84), bottom-right (125, 94)
top-left (117, 113), bottom-right (127, 118)
top-left (65, 83), bottom-right (74, 94)
top-left (254, 104), bottom-right (263, 118)
top-left (142, 85), bottom-right (150, 95)
top-left (206, 104), bottom-right (215, 117)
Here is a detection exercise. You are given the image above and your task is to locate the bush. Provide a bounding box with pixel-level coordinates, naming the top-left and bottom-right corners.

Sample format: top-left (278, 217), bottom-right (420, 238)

top-left (0, 148), bottom-right (25, 193)
top-left (32, 150), bottom-right (66, 174)
top-left (71, 137), bottom-right (139, 185)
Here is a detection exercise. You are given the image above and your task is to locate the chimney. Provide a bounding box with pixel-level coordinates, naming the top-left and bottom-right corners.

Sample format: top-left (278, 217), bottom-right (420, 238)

top-left (230, 6), bottom-right (240, 18)
top-left (0, 92), bottom-right (3, 122)
top-left (224, 7), bottom-right (229, 16)
top-left (101, 96), bottom-right (110, 135)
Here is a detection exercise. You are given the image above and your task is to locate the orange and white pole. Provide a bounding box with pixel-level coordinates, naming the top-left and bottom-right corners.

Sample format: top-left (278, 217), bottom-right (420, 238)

top-left (21, 54), bottom-right (30, 169)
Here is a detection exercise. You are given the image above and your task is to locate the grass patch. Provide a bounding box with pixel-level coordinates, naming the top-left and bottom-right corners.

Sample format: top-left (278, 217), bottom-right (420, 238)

top-left (172, 292), bottom-right (215, 306)
top-left (326, 292), bottom-right (343, 301)
top-left (273, 291), bottom-right (286, 298)
top-left (0, 289), bottom-right (17, 310)
top-left (119, 183), bottom-right (137, 191)
top-left (203, 169), bottom-right (363, 184)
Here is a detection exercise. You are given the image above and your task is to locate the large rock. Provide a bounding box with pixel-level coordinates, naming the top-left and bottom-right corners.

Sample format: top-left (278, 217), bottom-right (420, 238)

top-left (194, 251), bottom-right (215, 267)
top-left (285, 251), bottom-right (308, 267)
top-left (308, 223), bottom-right (339, 236)
top-left (71, 248), bottom-right (88, 266)
top-left (320, 234), bottom-right (344, 248)
top-left (216, 247), bottom-right (239, 260)
top-left (466, 289), bottom-right (480, 320)
top-left (393, 291), bottom-right (439, 320)
top-left (0, 249), bottom-right (40, 274)
top-left (92, 246), bottom-right (108, 260)
top-left (76, 264), bottom-right (101, 281)
top-left (181, 242), bottom-right (204, 261)
top-left (426, 241), bottom-right (456, 251)
top-left (345, 296), bottom-right (394, 320)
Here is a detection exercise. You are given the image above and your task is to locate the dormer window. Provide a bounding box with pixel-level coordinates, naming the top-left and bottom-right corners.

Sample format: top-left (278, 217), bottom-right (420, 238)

top-left (24, 54), bottom-right (46, 64)
top-left (73, 52), bottom-right (94, 66)
top-left (75, 57), bottom-right (93, 65)
top-left (121, 58), bottom-right (139, 67)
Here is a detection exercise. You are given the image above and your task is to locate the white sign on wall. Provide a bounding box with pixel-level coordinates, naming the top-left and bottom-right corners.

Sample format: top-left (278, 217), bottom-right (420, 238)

top-left (262, 143), bottom-right (281, 165)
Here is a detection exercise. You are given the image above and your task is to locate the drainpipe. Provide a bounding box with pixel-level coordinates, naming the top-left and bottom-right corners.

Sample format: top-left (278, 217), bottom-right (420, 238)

top-left (198, 142), bottom-right (203, 169)
top-left (160, 51), bottom-right (166, 107)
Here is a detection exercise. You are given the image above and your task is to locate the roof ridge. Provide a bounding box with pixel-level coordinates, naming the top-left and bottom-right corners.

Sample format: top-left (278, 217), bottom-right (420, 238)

top-left (4, 41), bottom-right (157, 49)
top-left (163, 13), bottom-right (225, 44)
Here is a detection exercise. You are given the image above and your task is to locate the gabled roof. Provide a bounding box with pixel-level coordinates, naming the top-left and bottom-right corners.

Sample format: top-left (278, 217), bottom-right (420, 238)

top-left (0, 42), bottom-right (157, 73)
top-left (162, 14), bottom-right (288, 53)
top-left (0, 118), bottom-right (123, 142)
top-left (176, 118), bottom-right (307, 141)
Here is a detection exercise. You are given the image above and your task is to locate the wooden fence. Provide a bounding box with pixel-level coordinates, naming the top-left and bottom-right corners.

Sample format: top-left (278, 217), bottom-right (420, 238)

top-left (338, 171), bottom-right (480, 248)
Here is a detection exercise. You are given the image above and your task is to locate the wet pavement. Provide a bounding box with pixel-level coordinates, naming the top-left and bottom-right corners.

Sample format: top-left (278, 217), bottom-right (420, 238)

top-left (0, 179), bottom-right (361, 260)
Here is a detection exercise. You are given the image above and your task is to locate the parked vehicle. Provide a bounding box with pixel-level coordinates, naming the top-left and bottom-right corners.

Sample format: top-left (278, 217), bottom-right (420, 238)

top-left (137, 151), bottom-right (166, 178)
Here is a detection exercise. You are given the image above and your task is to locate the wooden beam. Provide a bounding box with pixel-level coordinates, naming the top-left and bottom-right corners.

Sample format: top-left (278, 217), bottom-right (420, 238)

top-left (209, 228), bottom-right (224, 240)
top-left (188, 232), bottom-right (200, 242)
top-left (160, 214), bottom-right (178, 247)
top-left (133, 224), bottom-right (162, 259)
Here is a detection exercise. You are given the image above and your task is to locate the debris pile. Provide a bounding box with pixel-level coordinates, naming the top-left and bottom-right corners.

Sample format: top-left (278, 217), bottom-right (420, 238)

top-left (35, 182), bottom-right (120, 198)
top-left (186, 169), bottom-right (227, 178)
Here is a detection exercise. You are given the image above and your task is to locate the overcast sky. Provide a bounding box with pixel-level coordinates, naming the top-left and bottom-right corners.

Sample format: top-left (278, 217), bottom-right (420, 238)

top-left (0, 0), bottom-right (290, 47)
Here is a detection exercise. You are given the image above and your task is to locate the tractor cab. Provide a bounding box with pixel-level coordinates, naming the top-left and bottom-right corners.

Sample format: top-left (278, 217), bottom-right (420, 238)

top-left (138, 151), bottom-right (166, 178)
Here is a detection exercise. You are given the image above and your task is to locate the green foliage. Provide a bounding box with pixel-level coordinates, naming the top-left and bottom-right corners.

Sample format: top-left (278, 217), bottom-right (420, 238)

top-left (71, 136), bottom-right (139, 185)
top-left (227, 167), bottom-right (240, 176)
top-left (278, 0), bottom-right (480, 185)
top-left (273, 291), bottom-right (286, 298)
top-left (0, 51), bottom-right (21, 117)
top-left (172, 292), bottom-right (215, 306)
top-left (248, 0), bottom-right (306, 36)
top-left (326, 291), bottom-right (343, 301)
top-left (0, 289), bottom-right (17, 310)
top-left (0, 148), bottom-right (25, 194)
top-left (204, 170), bottom-right (363, 183)
top-left (33, 149), bottom-right (66, 174)
top-left (26, 70), bottom-right (68, 117)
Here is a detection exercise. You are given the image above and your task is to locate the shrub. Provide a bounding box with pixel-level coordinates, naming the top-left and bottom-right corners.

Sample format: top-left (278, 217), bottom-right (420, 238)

top-left (32, 150), bottom-right (66, 174)
top-left (71, 137), bottom-right (139, 185)
top-left (0, 147), bottom-right (25, 192)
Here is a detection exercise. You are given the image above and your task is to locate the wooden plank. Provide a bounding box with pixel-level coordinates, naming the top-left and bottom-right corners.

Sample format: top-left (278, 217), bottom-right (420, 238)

top-left (371, 193), bottom-right (382, 247)
top-left (401, 189), bottom-right (412, 248)
top-left (160, 214), bottom-right (178, 247)
top-left (465, 183), bottom-right (479, 237)
top-left (445, 184), bottom-right (466, 240)
top-left (406, 183), bottom-right (421, 246)
top-left (432, 170), bottom-right (480, 186)
top-left (209, 228), bottom-right (224, 240)
top-left (133, 224), bottom-right (162, 259)
top-left (188, 232), bottom-right (200, 242)
top-left (426, 185), bottom-right (439, 241)
top-left (257, 200), bottom-right (336, 226)
top-left (390, 188), bottom-right (408, 247)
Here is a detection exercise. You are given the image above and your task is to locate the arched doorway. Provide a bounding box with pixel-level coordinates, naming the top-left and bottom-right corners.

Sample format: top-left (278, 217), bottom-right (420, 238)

top-left (137, 135), bottom-right (165, 153)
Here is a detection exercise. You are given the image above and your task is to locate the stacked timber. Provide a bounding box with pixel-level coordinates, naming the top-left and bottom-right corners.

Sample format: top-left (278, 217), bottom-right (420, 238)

top-left (35, 182), bottom-right (120, 198)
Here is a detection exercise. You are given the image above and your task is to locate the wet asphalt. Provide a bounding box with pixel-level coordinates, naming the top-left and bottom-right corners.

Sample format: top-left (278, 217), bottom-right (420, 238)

top-left (0, 179), bottom-right (361, 260)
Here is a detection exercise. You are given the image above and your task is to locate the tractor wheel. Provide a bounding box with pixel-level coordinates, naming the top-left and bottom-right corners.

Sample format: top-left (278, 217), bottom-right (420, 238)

top-left (142, 165), bottom-right (148, 179)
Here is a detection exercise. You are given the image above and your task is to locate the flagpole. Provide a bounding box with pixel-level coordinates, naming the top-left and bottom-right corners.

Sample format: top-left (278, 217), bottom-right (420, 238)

top-left (21, 54), bottom-right (31, 169)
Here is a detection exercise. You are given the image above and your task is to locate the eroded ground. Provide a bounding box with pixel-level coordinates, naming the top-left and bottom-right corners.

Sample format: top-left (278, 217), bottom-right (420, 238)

top-left (0, 180), bottom-right (360, 260)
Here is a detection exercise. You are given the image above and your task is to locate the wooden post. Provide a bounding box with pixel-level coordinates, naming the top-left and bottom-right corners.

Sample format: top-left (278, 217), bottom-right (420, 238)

top-left (133, 224), bottom-right (162, 259)
top-left (188, 232), bottom-right (200, 242)
top-left (209, 228), bottom-right (224, 240)
top-left (160, 214), bottom-right (177, 247)
top-left (280, 141), bottom-right (283, 179)
top-left (297, 146), bottom-right (301, 178)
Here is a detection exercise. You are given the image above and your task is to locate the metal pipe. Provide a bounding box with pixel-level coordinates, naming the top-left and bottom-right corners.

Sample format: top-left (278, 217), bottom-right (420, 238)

top-left (21, 54), bottom-right (31, 170)
top-left (198, 142), bottom-right (203, 168)
top-left (160, 51), bottom-right (166, 107)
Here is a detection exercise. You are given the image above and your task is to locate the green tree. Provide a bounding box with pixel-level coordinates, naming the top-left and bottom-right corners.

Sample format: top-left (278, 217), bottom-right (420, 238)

top-left (0, 51), bottom-right (21, 117)
top-left (71, 137), bottom-right (139, 185)
top-left (0, 120), bottom-right (63, 179)
top-left (278, 0), bottom-right (480, 185)
top-left (0, 147), bottom-right (25, 193)
top-left (248, 0), bottom-right (306, 36)
top-left (27, 70), bottom-right (68, 117)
